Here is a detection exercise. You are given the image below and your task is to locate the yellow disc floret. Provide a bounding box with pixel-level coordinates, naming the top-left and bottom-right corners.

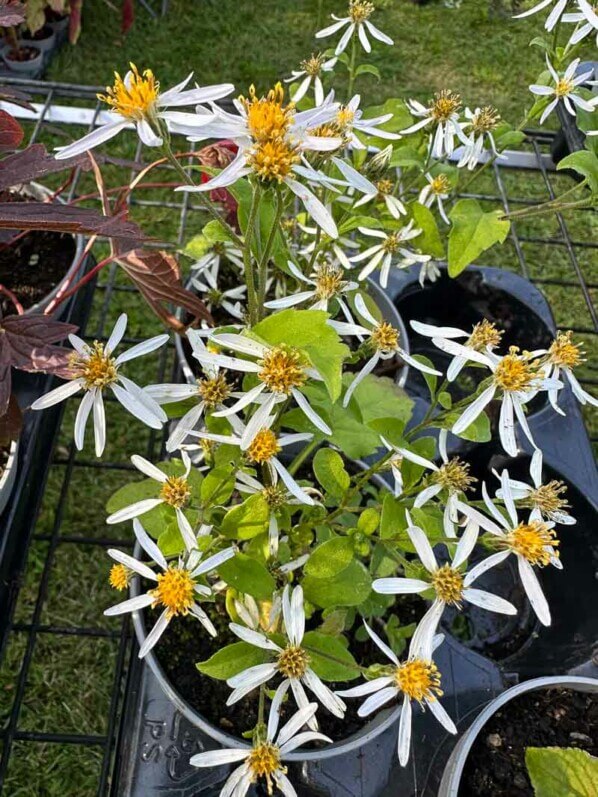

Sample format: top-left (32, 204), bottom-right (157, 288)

top-left (109, 563), bottom-right (130, 591)
top-left (198, 374), bottom-right (231, 407)
top-left (69, 342), bottom-right (118, 390)
top-left (527, 480), bottom-right (570, 519)
top-left (503, 521), bottom-right (559, 567)
top-left (246, 429), bottom-right (281, 464)
top-left (467, 319), bottom-right (503, 352)
top-left (277, 644), bottom-right (311, 678)
top-left (247, 742), bottom-right (284, 793)
top-left (242, 83), bottom-right (294, 142)
top-left (548, 331), bottom-right (584, 369)
top-left (395, 659), bottom-right (443, 703)
top-left (494, 347), bottom-right (540, 393)
top-left (159, 476), bottom-right (191, 509)
top-left (313, 264), bottom-right (345, 300)
top-left (433, 457), bottom-right (477, 493)
top-left (431, 90), bottom-right (461, 122)
top-left (149, 566), bottom-right (196, 618)
top-left (431, 564), bottom-right (464, 606)
top-left (471, 106), bottom-right (501, 134)
top-left (259, 346), bottom-right (307, 394)
top-left (555, 77), bottom-right (574, 98)
top-left (301, 53), bottom-right (327, 77)
top-left (429, 174), bottom-right (451, 196)
top-left (98, 64), bottom-right (159, 121)
top-left (349, 0), bottom-right (375, 23)
top-left (248, 138), bottom-right (300, 183)
top-left (372, 322), bottom-right (399, 354)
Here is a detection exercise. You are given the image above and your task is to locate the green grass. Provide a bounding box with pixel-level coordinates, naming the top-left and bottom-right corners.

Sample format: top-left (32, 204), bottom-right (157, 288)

top-left (0, 1), bottom-right (596, 794)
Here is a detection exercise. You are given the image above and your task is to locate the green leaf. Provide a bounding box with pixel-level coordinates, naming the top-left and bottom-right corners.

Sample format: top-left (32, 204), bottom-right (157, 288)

top-left (525, 746), bottom-right (598, 797)
top-left (302, 631), bottom-right (360, 681)
top-left (448, 199), bottom-right (510, 277)
top-left (354, 63), bottom-right (381, 80)
top-left (380, 493), bottom-right (405, 539)
top-left (557, 150), bottom-right (598, 194)
top-left (351, 374), bottom-right (414, 426)
top-left (251, 309), bottom-right (349, 401)
top-left (411, 354), bottom-right (438, 399)
top-left (388, 146), bottom-right (425, 171)
top-left (219, 553), bottom-right (276, 600)
top-left (202, 218), bottom-right (235, 244)
top-left (196, 642), bottom-right (268, 680)
top-left (313, 449), bottom-right (350, 498)
top-left (228, 182), bottom-right (290, 270)
top-left (221, 493), bottom-right (271, 540)
top-left (338, 215), bottom-right (384, 234)
top-left (441, 409), bottom-right (491, 443)
top-left (305, 537), bottom-right (355, 579)
top-left (200, 466), bottom-right (235, 506)
top-left (303, 559), bottom-right (372, 608)
top-left (409, 201), bottom-right (445, 258)
top-left (359, 98), bottom-right (413, 149)
top-left (182, 233), bottom-right (212, 260)
top-left (357, 507), bottom-right (379, 535)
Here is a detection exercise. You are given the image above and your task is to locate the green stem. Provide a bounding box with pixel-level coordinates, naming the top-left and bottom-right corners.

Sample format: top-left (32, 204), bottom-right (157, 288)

top-left (243, 184), bottom-right (262, 327)
top-left (325, 451), bottom-right (393, 525)
top-left (347, 34), bottom-right (358, 99)
top-left (501, 196), bottom-right (592, 222)
top-left (258, 185), bottom-right (285, 315)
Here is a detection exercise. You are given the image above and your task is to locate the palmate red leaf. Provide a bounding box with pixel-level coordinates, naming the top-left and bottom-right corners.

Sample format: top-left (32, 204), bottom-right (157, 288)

top-left (0, 143), bottom-right (106, 192)
top-left (0, 393), bottom-right (22, 444)
top-left (0, 314), bottom-right (77, 415)
top-left (116, 248), bottom-right (213, 332)
top-left (0, 111), bottom-right (24, 151)
top-left (0, 0), bottom-right (25, 26)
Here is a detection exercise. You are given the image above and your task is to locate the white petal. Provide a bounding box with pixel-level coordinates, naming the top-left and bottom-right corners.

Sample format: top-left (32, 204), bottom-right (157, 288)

top-left (425, 697), bottom-right (457, 734)
top-left (133, 517), bottom-right (168, 569)
top-left (518, 556), bottom-right (551, 626)
top-left (74, 389), bottom-right (94, 450)
top-left (463, 588), bottom-right (517, 614)
top-left (463, 550), bottom-right (511, 587)
top-left (31, 379), bottom-right (84, 410)
top-left (107, 549), bottom-right (158, 581)
top-left (373, 577), bottom-right (430, 594)
top-left (291, 388), bottom-right (331, 435)
top-left (452, 385), bottom-right (496, 435)
top-left (229, 623), bottom-right (281, 652)
top-left (111, 383), bottom-right (163, 429)
top-left (55, 120), bottom-right (129, 159)
top-left (138, 609), bottom-right (170, 657)
top-left (131, 454), bottom-right (168, 483)
top-left (271, 458), bottom-right (314, 506)
top-left (106, 498), bottom-right (163, 524)
top-left (414, 483), bottom-right (443, 508)
top-left (104, 593), bottom-right (154, 616)
top-left (406, 523), bottom-right (437, 573)
top-left (227, 663), bottom-right (277, 691)
top-left (286, 178), bottom-right (338, 238)
top-left (358, 686), bottom-right (398, 717)
top-left (363, 620), bottom-right (398, 665)
top-left (452, 520), bottom-right (480, 568)
top-left (106, 313), bottom-right (128, 355)
top-left (276, 703), bottom-right (319, 747)
top-left (336, 676), bottom-right (395, 698)
top-left (303, 669), bottom-right (346, 717)
top-left (93, 391), bottom-right (106, 457)
top-left (398, 696), bottom-right (412, 766)
top-left (268, 680), bottom-right (291, 740)
top-left (190, 749), bottom-right (249, 767)
top-left (114, 334), bottom-right (169, 365)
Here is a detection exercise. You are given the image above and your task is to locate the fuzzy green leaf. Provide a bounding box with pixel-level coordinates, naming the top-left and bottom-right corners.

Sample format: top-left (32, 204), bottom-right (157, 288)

top-left (304, 537), bottom-right (355, 579)
top-left (219, 553), bottom-right (276, 600)
top-left (221, 493), bottom-right (271, 540)
top-left (196, 642), bottom-right (268, 680)
top-left (313, 449), bottom-right (350, 498)
top-left (557, 150), bottom-right (598, 194)
top-left (303, 559), bottom-right (372, 608)
top-left (448, 199), bottom-right (510, 277)
top-left (410, 201), bottom-right (445, 258)
top-left (525, 746), bottom-right (598, 797)
top-left (302, 631), bottom-right (360, 681)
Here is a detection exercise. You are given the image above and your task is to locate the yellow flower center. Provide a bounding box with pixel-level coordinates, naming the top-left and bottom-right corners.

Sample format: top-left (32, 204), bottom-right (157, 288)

top-left (382, 232), bottom-right (402, 253)
top-left (313, 264), bottom-right (345, 300)
top-left (242, 83), bottom-right (294, 142)
top-left (159, 476), bottom-right (191, 509)
top-left (247, 742), bottom-right (284, 791)
top-left (433, 457), bottom-right (477, 493)
top-left (395, 659), bottom-right (443, 703)
top-left (372, 322), bottom-right (399, 353)
top-left (503, 521), bottom-right (559, 567)
top-left (262, 484), bottom-right (288, 508)
top-left (310, 122), bottom-right (343, 139)
top-left (109, 563), bottom-right (130, 591)
top-left (248, 138), bottom-right (300, 182)
top-left (246, 429), bottom-right (282, 464)
top-left (548, 331), bottom-right (584, 369)
top-left (376, 178), bottom-right (394, 196)
top-left (336, 105), bottom-right (356, 130)
top-left (98, 64), bottom-right (159, 121)
top-left (493, 347), bottom-right (539, 393)
top-left (277, 644), bottom-right (311, 678)
top-left (198, 374), bottom-right (231, 407)
top-left (259, 346), bottom-right (307, 394)
top-left (467, 319), bottom-right (503, 351)
top-left (349, 0), bottom-right (375, 22)
top-left (149, 566), bottom-right (196, 618)
top-left (555, 78), bottom-right (574, 98)
top-left (431, 564), bottom-right (464, 605)
top-left (429, 174), bottom-right (451, 195)
top-left (69, 342), bottom-right (118, 390)
top-left (301, 53), bottom-right (326, 77)
top-left (431, 90), bottom-right (461, 122)
top-left (471, 106), bottom-right (501, 134)
top-left (527, 481), bottom-right (570, 518)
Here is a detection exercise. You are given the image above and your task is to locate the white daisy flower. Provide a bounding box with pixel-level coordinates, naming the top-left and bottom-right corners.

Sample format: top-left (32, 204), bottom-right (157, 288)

top-left (530, 58), bottom-right (598, 124)
top-left (541, 330), bottom-right (598, 413)
top-left (190, 703), bottom-right (330, 797)
top-left (336, 620), bottom-right (456, 766)
top-left (354, 177), bottom-right (406, 219)
top-left (456, 470), bottom-right (563, 626)
top-left (330, 293), bottom-right (441, 407)
top-left (373, 510), bottom-right (517, 623)
top-left (235, 469), bottom-right (319, 556)
top-left (285, 53), bottom-right (338, 106)
top-left (297, 223), bottom-right (360, 270)
top-left (418, 174), bottom-right (451, 224)
top-left (349, 222), bottom-right (425, 287)
top-left (233, 591), bottom-right (282, 634)
top-left (145, 329), bottom-right (234, 454)
top-left (562, 0), bottom-right (598, 45)
top-left (515, 0), bottom-right (569, 31)
top-left (264, 260), bottom-right (358, 320)
top-left (190, 422), bottom-right (315, 506)
top-left (417, 259), bottom-right (441, 287)
top-left (190, 240), bottom-right (244, 281)
top-left (450, 346), bottom-right (562, 457)
top-left (457, 106), bottom-right (503, 171)
top-left (410, 317), bottom-right (504, 383)
top-left (401, 91), bottom-right (468, 159)
top-left (31, 313), bottom-right (168, 457)
top-left (106, 450), bottom-right (202, 551)
top-left (315, 1), bottom-right (393, 56)
top-left (494, 449), bottom-right (576, 526)
top-left (55, 65), bottom-right (233, 159)
top-left (104, 518), bottom-right (235, 657)
top-left (226, 585), bottom-right (346, 728)
top-left (326, 93), bottom-right (400, 150)
top-left (393, 430), bottom-right (477, 538)
top-left (191, 266), bottom-right (247, 321)
top-left (192, 332), bottom-right (332, 441)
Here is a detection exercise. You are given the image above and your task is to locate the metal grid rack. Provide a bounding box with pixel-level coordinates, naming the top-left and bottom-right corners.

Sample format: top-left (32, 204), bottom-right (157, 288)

top-left (0, 77), bottom-right (595, 796)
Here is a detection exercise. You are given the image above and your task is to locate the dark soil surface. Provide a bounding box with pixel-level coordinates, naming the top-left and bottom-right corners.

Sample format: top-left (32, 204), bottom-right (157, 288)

top-left (22, 26), bottom-right (53, 42)
top-left (4, 46), bottom-right (40, 62)
top-left (460, 687), bottom-right (598, 796)
top-left (153, 594), bottom-right (427, 743)
top-left (0, 192), bottom-right (76, 315)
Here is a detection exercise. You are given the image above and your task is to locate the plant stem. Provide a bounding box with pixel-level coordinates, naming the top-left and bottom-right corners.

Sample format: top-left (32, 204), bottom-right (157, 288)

top-left (287, 440), bottom-right (320, 476)
top-left (347, 34), bottom-right (358, 99)
top-left (243, 184), bottom-right (262, 327)
top-left (258, 185), bottom-right (285, 315)
top-left (501, 196), bottom-right (592, 222)
top-left (325, 452), bottom-right (393, 524)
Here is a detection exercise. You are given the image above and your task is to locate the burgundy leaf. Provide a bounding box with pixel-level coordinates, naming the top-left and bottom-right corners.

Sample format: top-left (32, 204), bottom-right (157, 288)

top-left (0, 393), bottom-right (22, 445)
top-left (117, 248), bottom-right (212, 332)
top-left (0, 336), bottom-right (12, 416)
top-left (0, 143), bottom-right (107, 192)
top-left (0, 0), bottom-right (25, 26)
top-left (0, 111), bottom-right (24, 150)
top-left (0, 86), bottom-right (34, 113)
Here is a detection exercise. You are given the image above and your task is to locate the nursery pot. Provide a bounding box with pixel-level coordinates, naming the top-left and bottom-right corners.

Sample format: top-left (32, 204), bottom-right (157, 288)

top-left (20, 26), bottom-right (56, 55)
top-left (1, 43), bottom-right (43, 75)
top-left (438, 675), bottom-right (598, 797)
top-left (46, 11), bottom-right (70, 46)
top-left (3, 182), bottom-right (85, 318)
top-left (175, 275), bottom-right (411, 388)
top-left (0, 439), bottom-right (18, 517)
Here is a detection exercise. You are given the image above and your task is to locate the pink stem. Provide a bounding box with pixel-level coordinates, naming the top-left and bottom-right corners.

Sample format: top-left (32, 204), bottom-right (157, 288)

top-left (47, 249), bottom-right (136, 309)
top-left (0, 284), bottom-right (24, 315)
top-left (44, 234), bottom-right (97, 315)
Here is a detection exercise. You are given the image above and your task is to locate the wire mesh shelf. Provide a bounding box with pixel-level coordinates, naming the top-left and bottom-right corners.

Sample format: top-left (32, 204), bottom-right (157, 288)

top-left (0, 77), bottom-right (595, 796)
